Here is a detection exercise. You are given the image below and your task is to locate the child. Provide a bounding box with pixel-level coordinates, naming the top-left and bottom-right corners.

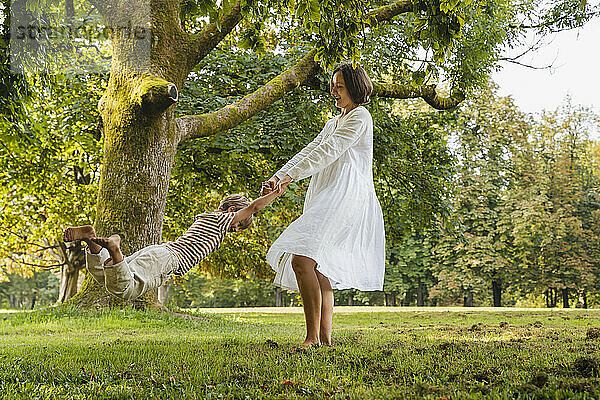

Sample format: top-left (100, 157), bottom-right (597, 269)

top-left (63, 187), bottom-right (286, 301)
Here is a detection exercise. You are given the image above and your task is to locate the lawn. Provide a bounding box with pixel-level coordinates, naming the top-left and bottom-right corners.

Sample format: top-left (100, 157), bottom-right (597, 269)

top-left (1, 306), bottom-right (599, 399)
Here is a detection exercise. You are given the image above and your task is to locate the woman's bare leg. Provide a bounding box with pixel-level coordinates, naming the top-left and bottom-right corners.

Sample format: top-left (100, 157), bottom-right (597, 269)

top-left (291, 254), bottom-right (321, 347)
top-left (63, 225), bottom-right (102, 254)
top-left (316, 270), bottom-right (334, 345)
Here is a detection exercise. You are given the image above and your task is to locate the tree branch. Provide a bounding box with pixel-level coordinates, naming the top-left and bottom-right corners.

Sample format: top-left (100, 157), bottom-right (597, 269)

top-left (175, 0), bottom-right (454, 140)
top-left (180, 3), bottom-right (244, 75)
top-left (11, 259), bottom-right (66, 269)
top-left (369, 0), bottom-right (462, 110)
top-left (176, 48), bottom-right (319, 142)
top-left (499, 58), bottom-right (553, 70)
top-left (497, 36), bottom-right (555, 70)
top-left (0, 226), bottom-right (56, 251)
top-left (372, 82), bottom-right (464, 110)
top-left (372, 0), bottom-right (423, 23)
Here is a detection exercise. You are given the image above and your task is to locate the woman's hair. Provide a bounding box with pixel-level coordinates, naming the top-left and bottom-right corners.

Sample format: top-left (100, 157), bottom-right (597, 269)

top-left (219, 194), bottom-right (253, 230)
top-left (330, 62), bottom-right (373, 105)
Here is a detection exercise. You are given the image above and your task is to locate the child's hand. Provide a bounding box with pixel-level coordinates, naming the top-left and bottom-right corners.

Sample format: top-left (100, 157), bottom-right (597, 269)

top-left (260, 182), bottom-right (273, 196)
top-left (275, 176), bottom-right (291, 195)
top-left (275, 181), bottom-right (289, 196)
top-left (261, 176), bottom-right (279, 195)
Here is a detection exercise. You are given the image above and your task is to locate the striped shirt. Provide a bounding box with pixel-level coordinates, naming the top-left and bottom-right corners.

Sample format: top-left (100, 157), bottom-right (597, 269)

top-left (164, 212), bottom-right (236, 276)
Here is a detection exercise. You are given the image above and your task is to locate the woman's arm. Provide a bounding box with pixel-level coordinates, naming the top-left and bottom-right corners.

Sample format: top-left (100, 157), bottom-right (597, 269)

top-left (262, 123), bottom-right (329, 194)
top-left (285, 109), bottom-right (370, 181)
top-left (273, 122), bottom-right (331, 180)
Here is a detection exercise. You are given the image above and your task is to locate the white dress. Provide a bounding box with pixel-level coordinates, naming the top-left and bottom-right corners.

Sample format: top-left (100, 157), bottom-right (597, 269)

top-left (266, 106), bottom-right (385, 291)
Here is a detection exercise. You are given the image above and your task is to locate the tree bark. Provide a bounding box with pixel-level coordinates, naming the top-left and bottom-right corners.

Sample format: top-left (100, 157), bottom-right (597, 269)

top-left (491, 279), bottom-right (502, 307)
top-left (65, 0), bottom-right (74, 19)
top-left (416, 280), bottom-right (425, 307)
top-left (57, 241), bottom-right (86, 303)
top-left (275, 287), bottom-right (283, 307)
top-left (58, 265), bottom-right (80, 303)
top-left (562, 288), bottom-right (569, 308)
top-left (546, 288), bottom-right (558, 308)
top-left (463, 291), bottom-right (473, 307)
top-left (372, 82), bottom-right (464, 110)
top-left (8, 295), bottom-right (16, 309)
top-left (69, 73), bottom-right (179, 309)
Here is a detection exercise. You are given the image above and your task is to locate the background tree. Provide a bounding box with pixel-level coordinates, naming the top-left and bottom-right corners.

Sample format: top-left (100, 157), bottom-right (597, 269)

top-left (429, 86), bottom-right (600, 308)
top-left (0, 69), bottom-right (104, 302)
top-left (505, 102), bottom-right (600, 307)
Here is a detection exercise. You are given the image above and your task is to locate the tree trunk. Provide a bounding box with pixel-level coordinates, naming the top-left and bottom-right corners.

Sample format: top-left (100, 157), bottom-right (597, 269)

top-left (57, 241), bottom-right (86, 303)
top-left (416, 280), bottom-right (425, 307)
top-left (401, 290), bottom-right (411, 306)
top-left (275, 287), bottom-right (283, 307)
top-left (65, 0), bottom-right (74, 18)
top-left (385, 292), bottom-right (396, 307)
top-left (158, 278), bottom-right (171, 305)
top-left (546, 288), bottom-right (558, 308)
top-left (491, 280), bottom-right (502, 307)
top-left (582, 290), bottom-right (588, 309)
top-left (8, 295), bottom-right (16, 309)
top-left (562, 288), bottom-right (569, 308)
top-left (463, 291), bottom-right (473, 307)
top-left (67, 66), bottom-right (179, 308)
top-left (58, 266), bottom-right (80, 303)
top-left (64, 0), bottom-right (183, 309)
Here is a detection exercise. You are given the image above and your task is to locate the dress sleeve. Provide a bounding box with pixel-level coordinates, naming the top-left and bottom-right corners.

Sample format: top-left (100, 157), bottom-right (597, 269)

top-left (274, 123), bottom-right (329, 180)
top-left (285, 110), bottom-right (367, 181)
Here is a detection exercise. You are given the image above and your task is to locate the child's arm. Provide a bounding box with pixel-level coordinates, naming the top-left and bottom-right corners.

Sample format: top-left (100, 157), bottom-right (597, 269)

top-left (231, 184), bottom-right (287, 226)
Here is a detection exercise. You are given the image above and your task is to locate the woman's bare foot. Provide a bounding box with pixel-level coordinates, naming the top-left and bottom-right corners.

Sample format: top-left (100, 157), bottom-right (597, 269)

top-left (91, 235), bottom-right (124, 264)
top-left (63, 225), bottom-right (95, 242)
top-left (298, 339), bottom-right (320, 349)
top-left (290, 340), bottom-right (320, 353)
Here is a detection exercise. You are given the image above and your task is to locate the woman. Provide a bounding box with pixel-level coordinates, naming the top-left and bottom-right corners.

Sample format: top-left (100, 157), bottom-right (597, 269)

top-left (263, 63), bottom-right (385, 347)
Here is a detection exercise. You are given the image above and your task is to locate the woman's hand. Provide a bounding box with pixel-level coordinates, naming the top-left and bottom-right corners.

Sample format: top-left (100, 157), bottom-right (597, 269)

top-left (275, 175), bottom-right (292, 192)
top-left (261, 176), bottom-right (280, 196)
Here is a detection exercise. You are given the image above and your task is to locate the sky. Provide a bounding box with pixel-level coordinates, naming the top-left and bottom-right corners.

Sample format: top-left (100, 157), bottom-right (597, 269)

top-left (492, 13), bottom-right (600, 117)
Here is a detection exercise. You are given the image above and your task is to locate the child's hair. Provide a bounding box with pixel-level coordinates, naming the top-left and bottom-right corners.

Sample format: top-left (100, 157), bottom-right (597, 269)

top-left (219, 194), bottom-right (253, 230)
top-left (330, 62), bottom-right (373, 105)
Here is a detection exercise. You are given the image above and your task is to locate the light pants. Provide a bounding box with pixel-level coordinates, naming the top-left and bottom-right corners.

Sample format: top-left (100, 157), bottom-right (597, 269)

top-left (85, 244), bottom-right (178, 301)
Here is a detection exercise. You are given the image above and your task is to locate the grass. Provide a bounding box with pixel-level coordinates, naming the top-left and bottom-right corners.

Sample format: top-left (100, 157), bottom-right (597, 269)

top-left (1, 306), bottom-right (600, 399)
